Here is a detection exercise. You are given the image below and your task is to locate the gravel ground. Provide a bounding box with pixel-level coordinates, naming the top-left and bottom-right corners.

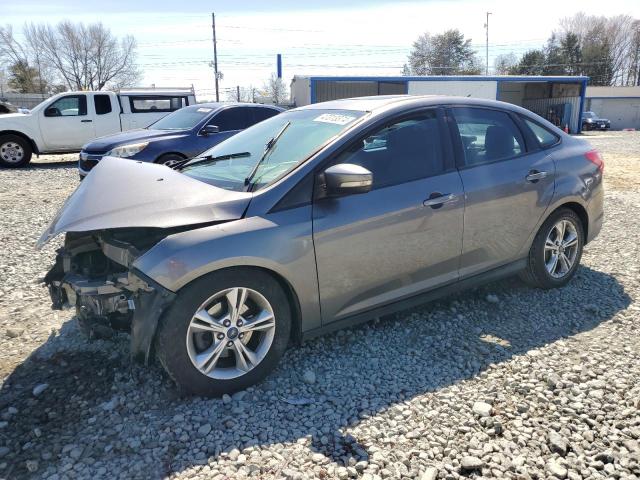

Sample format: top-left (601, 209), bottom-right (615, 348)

top-left (0, 133), bottom-right (639, 480)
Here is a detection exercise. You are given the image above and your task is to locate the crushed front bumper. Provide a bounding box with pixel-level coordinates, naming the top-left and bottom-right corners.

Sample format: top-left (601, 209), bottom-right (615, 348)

top-left (45, 236), bottom-right (176, 363)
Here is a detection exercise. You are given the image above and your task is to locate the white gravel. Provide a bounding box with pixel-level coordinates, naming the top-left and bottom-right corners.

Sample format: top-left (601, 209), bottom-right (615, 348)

top-left (1, 136), bottom-right (639, 480)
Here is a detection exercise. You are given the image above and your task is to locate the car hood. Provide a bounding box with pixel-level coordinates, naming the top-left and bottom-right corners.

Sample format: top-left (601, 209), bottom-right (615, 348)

top-left (83, 128), bottom-right (190, 152)
top-left (36, 157), bottom-right (251, 248)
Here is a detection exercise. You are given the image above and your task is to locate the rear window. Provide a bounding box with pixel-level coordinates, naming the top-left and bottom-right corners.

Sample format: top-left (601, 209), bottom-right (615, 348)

top-left (522, 117), bottom-right (559, 148)
top-left (451, 107), bottom-right (524, 166)
top-left (129, 96), bottom-right (187, 113)
top-left (94, 94), bottom-right (112, 115)
top-left (150, 106), bottom-right (216, 130)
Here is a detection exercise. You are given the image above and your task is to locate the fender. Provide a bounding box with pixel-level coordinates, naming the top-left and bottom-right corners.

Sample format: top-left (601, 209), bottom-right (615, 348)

top-left (0, 114), bottom-right (44, 152)
top-left (133, 206), bottom-right (323, 332)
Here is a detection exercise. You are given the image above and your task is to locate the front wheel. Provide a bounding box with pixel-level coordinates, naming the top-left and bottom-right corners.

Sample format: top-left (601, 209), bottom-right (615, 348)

top-left (156, 153), bottom-right (185, 168)
top-left (155, 268), bottom-right (291, 396)
top-left (0, 134), bottom-right (32, 168)
top-left (519, 208), bottom-right (584, 289)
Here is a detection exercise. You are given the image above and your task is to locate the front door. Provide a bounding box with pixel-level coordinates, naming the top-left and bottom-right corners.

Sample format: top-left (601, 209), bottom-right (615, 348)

top-left (448, 106), bottom-right (556, 277)
top-left (312, 109), bottom-right (465, 323)
top-left (39, 94), bottom-right (95, 150)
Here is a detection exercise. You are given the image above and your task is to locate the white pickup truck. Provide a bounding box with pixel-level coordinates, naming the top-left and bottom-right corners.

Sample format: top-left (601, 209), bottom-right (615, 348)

top-left (0, 88), bottom-right (196, 167)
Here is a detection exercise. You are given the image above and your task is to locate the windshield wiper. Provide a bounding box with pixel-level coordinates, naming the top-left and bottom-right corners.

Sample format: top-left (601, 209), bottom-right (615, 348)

top-left (172, 151), bottom-right (251, 170)
top-left (243, 121), bottom-right (291, 187)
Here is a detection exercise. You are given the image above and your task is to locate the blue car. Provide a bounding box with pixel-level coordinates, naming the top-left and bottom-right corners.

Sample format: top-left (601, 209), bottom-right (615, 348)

top-left (78, 103), bottom-right (283, 178)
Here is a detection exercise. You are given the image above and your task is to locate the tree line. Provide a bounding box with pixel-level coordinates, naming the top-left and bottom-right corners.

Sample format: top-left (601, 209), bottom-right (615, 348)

top-left (404, 12), bottom-right (640, 86)
top-left (0, 21), bottom-right (140, 94)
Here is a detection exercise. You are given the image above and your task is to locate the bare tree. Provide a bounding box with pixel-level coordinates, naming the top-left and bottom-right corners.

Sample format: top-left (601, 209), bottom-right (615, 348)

top-left (559, 13), bottom-right (639, 85)
top-left (0, 21), bottom-right (140, 92)
top-left (263, 74), bottom-right (287, 105)
top-left (494, 53), bottom-right (518, 75)
top-left (225, 86), bottom-right (256, 103)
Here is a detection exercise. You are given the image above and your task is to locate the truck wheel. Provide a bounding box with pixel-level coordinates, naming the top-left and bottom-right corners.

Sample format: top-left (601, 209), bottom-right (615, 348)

top-left (0, 134), bottom-right (32, 168)
top-left (519, 208), bottom-right (584, 289)
top-left (156, 153), bottom-right (184, 168)
top-left (155, 268), bottom-right (291, 397)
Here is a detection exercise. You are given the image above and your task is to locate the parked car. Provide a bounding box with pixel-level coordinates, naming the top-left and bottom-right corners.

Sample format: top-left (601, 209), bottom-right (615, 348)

top-left (0, 87), bottom-right (196, 168)
top-left (581, 111), bottom-right (610, 131)
top-left (39, 96), bottom-right (604, 396)
top-left (0, 99), bottom-right (19, 114)
top-left (78, 103), bottom-right (284, 178)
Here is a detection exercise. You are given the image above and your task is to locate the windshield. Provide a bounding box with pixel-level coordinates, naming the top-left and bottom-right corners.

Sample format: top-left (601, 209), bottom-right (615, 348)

top-left (181, 109), bottom-right (366, 191)
top-left (149, 105), bottom-right (217, 130)
top-left (582, 111), bottom-right (597, 119)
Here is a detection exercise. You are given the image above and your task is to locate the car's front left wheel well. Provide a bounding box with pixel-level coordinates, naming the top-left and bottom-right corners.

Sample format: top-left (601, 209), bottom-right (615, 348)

top-left (178, 265), bottom-right (303, 346)
top-left (155, 152), bottom-right (186, 163)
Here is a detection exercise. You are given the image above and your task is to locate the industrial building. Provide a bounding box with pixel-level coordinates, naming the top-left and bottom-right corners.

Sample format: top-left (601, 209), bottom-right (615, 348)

top-left (585, 86), bottom-right (640, 130)
top-left (290, 75), bottom-right (589, 133)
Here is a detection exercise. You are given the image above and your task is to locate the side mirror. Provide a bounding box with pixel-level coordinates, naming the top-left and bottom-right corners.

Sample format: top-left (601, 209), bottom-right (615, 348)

top-left (201, 124), bottom-right (220, 136)
top-left (323, 163), bottom-right (373, 197)
top-left (44, 107), bottom-right (61, 117)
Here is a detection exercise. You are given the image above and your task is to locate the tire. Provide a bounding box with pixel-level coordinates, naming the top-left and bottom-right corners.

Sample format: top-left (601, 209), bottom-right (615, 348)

top-left (519, 208), bottom-right (584, 289)
top-left (0, 134), bottom-right (32, 168)
top-left (156, 153), bottom-right (185, 168)
top-left (155, 268), bottom-right (291, 396)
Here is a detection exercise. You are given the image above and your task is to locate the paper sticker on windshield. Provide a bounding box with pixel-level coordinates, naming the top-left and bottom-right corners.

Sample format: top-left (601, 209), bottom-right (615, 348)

top-left (313, 113), bottom-right (356, 125)
top-left (197, 108), bottom-right (213, 113)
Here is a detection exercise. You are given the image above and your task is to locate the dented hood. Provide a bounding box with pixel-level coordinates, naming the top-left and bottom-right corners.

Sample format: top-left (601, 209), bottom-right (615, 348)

top-left (37, 157), bottom-right (251, 248)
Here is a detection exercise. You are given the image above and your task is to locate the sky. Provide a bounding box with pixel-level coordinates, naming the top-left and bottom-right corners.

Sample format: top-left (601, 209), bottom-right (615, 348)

top-left (2, 0), bottom-right (640, 101)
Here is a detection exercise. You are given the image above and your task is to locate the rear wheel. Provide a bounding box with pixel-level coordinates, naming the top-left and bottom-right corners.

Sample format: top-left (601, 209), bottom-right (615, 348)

top-left (0, 134), bottom-right (32, 168)
top-left (155, 268), bottom-right (291, 396)
top-left (156, 153), bottom-right (184, 168)
top-left (519, 208), bottom-right (584, 289)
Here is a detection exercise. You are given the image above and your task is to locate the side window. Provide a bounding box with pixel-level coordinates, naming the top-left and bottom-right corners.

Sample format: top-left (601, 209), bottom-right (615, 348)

top-left (129, 96), bottom-right (186, 113)
top-left (94, 94), bottom-right (112, 115)
top-left (252, 107), bottom-right (280, 124)
top-left (451, 108), bottom-right (524, 166)
top-left (210, 108), bottom-right (251, 131)
top-left (334, 110), bottom-right (444, 189)
top-left (45, 95), bottom-right (87, 117)
top-left (521, 117), bottom-right (559, 148)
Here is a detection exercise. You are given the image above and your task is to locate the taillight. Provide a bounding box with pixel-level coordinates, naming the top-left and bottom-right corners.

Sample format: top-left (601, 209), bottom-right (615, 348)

top-left (585, 150), bottom-right (604, 172)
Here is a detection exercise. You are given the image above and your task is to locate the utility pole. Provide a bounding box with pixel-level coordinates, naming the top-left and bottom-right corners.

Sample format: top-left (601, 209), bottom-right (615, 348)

top-left (485, 12), bottom-right (492, 76)
top-left (237, 85), bottom-right (240, 102)
top-left (211, 12), bottom-right (219, 102)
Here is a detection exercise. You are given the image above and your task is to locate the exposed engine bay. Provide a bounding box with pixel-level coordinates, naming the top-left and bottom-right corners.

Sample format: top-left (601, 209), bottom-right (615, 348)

top-left (44, 228), bottom-right (179, 362)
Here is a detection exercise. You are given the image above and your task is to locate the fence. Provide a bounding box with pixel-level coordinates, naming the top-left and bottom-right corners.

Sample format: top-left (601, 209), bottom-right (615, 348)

top-left (1, 92), bottom-right (49, 109)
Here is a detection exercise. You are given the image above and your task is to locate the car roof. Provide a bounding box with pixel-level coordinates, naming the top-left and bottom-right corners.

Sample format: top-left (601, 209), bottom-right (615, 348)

top-left (191, 102), bottom-right (284, 110)
top-left (296, 94), bottom-right (532, 115)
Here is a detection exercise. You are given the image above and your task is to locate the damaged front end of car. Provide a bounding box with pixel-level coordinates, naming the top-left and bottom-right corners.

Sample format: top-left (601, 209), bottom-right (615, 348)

top-left (37, 157), bottom-right (253, 363)
top-left (43, 229), bottom-right (177, 363)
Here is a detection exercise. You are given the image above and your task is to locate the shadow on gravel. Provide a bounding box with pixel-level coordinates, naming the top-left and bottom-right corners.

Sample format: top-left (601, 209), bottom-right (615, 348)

top-left (0, 265), bottom-right (631, 478)
top-left (22, 161), bottom-right (77, 170)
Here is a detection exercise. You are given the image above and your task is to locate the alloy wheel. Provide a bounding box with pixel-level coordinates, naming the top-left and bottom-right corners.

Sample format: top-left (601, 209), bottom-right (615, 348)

top-left (544, 219), bottom-right (579, 278)
top-left (185, 287), bottom-right (276, 380)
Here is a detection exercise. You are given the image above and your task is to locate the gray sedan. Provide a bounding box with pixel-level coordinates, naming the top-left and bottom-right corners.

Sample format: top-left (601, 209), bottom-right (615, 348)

top-left (39, 96), bottom-right (604, 396)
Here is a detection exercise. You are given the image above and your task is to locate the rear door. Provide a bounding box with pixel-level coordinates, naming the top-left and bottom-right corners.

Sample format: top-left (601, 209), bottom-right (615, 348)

top-left (92, 93), bottom-right (121, 138)
top-left (39, 94), bottom-right (95, 150)
top-left (448, 106), bottom-right (555, 277)
top-left (207, 107), bottom-right (252, 142)
top-left (312, 108), bottom-right (465, 323)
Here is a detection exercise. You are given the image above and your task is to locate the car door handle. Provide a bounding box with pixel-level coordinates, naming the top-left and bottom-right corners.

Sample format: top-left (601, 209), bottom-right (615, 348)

top-left (81, 119), bottom-right (92, 123)
top-left (525, 170), bottom-right (548, 182)
top-left (423, 193), bottom-right (458, 208)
